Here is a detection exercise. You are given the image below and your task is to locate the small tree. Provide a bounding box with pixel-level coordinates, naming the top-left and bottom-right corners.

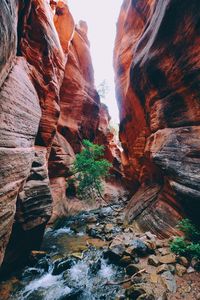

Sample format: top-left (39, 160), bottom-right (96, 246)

top-left (71, 140), bottom-right (112, 201)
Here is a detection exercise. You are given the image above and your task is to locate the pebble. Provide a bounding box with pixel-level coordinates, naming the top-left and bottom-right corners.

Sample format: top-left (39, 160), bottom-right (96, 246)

top-left (148, 255), bottom-right (160, 267)
top-left (158, 254), bottom-right (176, 264)
top-left (177, 256), bottom-right (189, 267)
top-left (175, 263), bottom-right (187, 277)
top-left (187, 266), bottom-right (195, 273)
top-left (149, 272), bottom-right (159, 284)
top-left (157, 264), bottom-right (169, 274)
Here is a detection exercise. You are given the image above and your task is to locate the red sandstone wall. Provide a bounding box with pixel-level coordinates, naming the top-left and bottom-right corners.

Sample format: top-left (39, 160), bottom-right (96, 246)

top-left (0, 0), bottom-right (123, 272)
top-left (114, 0), bottom-right (200, 237)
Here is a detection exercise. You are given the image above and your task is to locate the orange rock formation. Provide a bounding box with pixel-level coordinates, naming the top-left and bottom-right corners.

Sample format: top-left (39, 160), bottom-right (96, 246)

top-left (114, 0), bottom-right (200, 237)
top-left (0, 0), bottom-right (122, 272)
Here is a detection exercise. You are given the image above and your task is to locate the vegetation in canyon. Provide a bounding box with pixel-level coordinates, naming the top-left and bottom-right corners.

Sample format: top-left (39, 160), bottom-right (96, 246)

top-left (170, 219), bottom-right (200, 259)
top-left (70, 140), bottom-right (112, 201)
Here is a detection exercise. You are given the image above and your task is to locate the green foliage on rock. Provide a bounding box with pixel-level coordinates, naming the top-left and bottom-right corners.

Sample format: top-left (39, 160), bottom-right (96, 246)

top-left (170, 219), bottom-right (200, 259)
top-left (71, 140), bottom-right (112, 200)
top-left (176, 218), bottom-right (200, 242)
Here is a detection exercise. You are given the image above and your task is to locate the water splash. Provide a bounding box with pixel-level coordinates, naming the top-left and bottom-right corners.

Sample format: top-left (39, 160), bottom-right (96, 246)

top-left (12, 273), bottom-right (71, 300)
top-left (98, 259), bottom-right (114, 279)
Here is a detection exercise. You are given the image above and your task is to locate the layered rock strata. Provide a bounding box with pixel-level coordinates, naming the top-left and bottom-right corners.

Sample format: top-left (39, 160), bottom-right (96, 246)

top-left (114, 0), bottom-right (200, 236)
top-left (0, 0), bottom-right (75, 272)
top-left (0, 0), bottom-right (123, 272)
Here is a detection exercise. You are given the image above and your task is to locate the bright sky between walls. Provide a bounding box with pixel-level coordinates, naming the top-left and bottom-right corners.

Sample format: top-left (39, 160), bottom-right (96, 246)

top-left (67, 0), bottom-right (123, 124)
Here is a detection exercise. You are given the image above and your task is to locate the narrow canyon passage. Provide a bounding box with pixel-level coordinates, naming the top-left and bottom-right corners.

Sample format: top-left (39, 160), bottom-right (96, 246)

top-left (0, 0), bottom-right (200, 299)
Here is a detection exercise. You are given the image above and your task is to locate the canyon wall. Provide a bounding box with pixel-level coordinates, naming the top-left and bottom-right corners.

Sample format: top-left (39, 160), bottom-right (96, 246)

top-left (0, 0), bottom-right (122, 273)
top-left (114, 0), bottom-right (200, 237)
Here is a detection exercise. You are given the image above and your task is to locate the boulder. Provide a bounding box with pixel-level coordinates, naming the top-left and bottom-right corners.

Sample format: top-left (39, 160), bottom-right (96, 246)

top-left (148, 255), bottom-right (160, 267)
top-left (52, 257), bottom-right (76, 275)
top-left (126, 264), bottom-right (140, 276)
top-left (175, 264), bottom-right (187, 277)
top-left (130, 239), bottom-right (150, 257)
top-left (161, 271), bottom-right (177, 293)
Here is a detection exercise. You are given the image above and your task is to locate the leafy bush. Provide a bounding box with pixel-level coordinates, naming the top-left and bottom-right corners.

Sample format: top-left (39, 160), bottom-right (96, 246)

top-left (170, 219), bottom-right (200, 259)
top-left (170, 237), bottom-right (188, 256)
top-left (71, 140), bottom-right (112, 201)
top-left (176, 218), bottom-right (200, 242)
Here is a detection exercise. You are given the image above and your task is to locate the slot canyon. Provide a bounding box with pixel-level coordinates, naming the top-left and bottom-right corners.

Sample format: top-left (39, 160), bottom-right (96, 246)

top-left (0, 0), bottom-right (200, 299)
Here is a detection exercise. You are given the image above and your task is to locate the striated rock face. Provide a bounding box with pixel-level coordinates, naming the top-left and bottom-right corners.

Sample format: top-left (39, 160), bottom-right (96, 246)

top-left (114, 0), bottom-right (200, 237)
top-left (0, 0), bottom-right (75, 272)
top-left (0, 57), bottom-right (41, 268)
top-left (0, 0), bottom-right (123, 272)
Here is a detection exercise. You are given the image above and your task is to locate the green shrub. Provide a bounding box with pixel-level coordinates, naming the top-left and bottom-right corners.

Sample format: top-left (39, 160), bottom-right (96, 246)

top-left (170, 237), bottom-right (188, 256)
top-left (71, 140), bottom-right (112, 201)
top-left (170, 219), bottom-right (200, 259)
top-left (177, 218), bottom-right (200, 242)
top-left (170, 238), bottom-right (200, 259)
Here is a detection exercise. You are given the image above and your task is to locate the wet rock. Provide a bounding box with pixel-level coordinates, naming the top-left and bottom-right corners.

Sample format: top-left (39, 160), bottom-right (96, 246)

top-left (104, 244), bottom-right (125, 264)
top-left (119, 255), bottom-right (133, 267)
top-left (115, 295), bottom-right (126, 300)
top-left (126, 264), bottom-right (140, 276)
top-left (125, 285), bottom-right (146, 299)
top-left (130, 239), bottom-right (150, 257)
top-left (175, 264), bottom-right (187, 277)
top-left (59, 288), bottom-right (83, 300)
top-left (89, 259), bottom-right (101, 275)
top-left (52, 257), bottom-right (76, 275)
top-left (88, 229), bottom-right (100, 239)
top-left (161, 271), bottom-right (177, 293)
top-left (156, 264), bottom-right (169, 274)
top-left (30, 251), bottom-right (47, 260)
top-left (71, 253), bottom-right (84, 260)
top-left (158, 254), bottom-right (176, 264)
top-left (35, 258), bottom-right (50, 272)
top-left (26, 290), bottom-right (44, 300)
top-left (148, 255), bottom-right (160, 267)
top-left (22, 268), bottom-right (42, 280)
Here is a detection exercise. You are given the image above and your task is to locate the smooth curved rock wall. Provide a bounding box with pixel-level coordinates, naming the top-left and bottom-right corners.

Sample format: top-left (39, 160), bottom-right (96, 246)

top-left (114, 0), bottom-right (200, 237)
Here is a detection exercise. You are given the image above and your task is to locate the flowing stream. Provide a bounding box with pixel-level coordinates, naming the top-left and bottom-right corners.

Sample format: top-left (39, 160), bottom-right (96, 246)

top-left (0, 207), bottom-right (126, 300)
